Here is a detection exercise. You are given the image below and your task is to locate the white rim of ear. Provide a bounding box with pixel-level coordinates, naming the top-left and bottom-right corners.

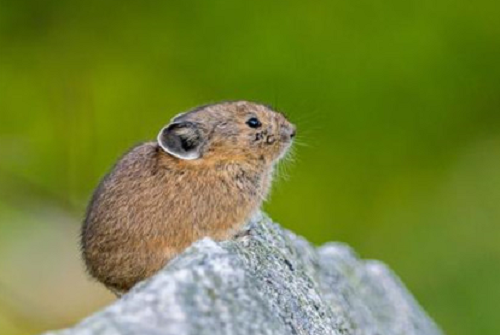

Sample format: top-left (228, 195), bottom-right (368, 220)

top-left (157, 126), bottom-right (200, 160)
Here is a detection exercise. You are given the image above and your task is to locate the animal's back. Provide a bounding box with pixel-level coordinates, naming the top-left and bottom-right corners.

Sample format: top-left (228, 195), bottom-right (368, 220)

top-left (82, 142), bottom-right (170, 292)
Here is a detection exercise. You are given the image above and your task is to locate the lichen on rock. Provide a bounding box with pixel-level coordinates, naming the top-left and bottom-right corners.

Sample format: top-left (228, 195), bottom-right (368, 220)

top-left (45, 213), bottom-right (443, 335)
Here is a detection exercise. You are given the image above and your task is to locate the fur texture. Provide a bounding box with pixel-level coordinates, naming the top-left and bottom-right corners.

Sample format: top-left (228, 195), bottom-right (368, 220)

top-left (81, 101), bottom-right (296, 293)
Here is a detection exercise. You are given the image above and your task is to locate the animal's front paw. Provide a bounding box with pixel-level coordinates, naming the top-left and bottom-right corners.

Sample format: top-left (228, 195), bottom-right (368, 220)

top-left (232, 228), bottom-right (252, 240)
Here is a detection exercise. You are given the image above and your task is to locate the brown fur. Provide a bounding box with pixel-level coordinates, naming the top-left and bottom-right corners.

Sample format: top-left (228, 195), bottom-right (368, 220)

top-left (81, 101), bottom-right (296, 294)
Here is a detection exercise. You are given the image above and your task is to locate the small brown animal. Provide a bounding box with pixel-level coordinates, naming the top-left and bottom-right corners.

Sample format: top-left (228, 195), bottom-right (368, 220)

top-left (81, 101), bottom-right (296, 295)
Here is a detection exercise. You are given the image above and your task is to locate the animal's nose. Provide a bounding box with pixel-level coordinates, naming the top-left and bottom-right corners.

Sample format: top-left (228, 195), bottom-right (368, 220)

top-left (281, 124), bottom-right (296, 140)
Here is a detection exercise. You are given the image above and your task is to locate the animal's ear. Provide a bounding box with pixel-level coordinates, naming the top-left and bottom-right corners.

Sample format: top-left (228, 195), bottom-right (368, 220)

top-left (157, 122), bottom-right (204, 160)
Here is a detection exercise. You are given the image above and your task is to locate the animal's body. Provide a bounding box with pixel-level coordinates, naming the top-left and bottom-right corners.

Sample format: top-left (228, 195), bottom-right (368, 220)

top-left (81, 101), bottom-right (295, 294)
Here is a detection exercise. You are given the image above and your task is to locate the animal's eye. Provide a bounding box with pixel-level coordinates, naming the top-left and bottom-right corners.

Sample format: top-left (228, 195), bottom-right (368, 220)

top-left (246, 117), bottom-right (262, 128)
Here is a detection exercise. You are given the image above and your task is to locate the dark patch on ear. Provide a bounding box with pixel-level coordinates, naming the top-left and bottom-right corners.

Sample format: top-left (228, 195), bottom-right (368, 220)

top-left (158, 122), bottom-right (204, 160)
top-left (179, 134), bottom-right (197, 151)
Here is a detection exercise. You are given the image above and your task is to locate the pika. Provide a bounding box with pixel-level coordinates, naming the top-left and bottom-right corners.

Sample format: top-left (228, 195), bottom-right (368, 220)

top-left (81, 101), bottom-right (296, 295)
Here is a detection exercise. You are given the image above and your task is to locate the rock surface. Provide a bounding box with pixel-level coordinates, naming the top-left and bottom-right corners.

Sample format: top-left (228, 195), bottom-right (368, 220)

top-left (45, 213), bottom-right (443, 335)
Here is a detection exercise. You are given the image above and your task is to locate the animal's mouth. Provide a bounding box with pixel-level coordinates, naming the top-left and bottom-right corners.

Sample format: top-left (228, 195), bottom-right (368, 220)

top-left (280, 134), bottom-right (294, 144)
top-left (280, 136), bottom-right (294, 150)
top-left (275, 140), bottom-right (294, 162)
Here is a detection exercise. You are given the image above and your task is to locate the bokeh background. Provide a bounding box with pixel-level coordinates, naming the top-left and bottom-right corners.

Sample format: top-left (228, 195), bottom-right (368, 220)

top-left (1, 1), bottom-right (499, 334)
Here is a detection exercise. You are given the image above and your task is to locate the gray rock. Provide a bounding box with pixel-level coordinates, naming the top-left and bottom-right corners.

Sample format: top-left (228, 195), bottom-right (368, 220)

top-left (45, 213), bottom-right (443, 335)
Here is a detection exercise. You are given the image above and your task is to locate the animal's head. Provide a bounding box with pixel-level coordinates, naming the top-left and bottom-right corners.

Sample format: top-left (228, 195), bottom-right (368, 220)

top-left (157, 101), bottom-right (295, 166)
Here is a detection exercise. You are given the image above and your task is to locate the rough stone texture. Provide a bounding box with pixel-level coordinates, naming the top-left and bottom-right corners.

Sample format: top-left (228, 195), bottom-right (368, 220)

top-left (45, 213), bottom-right (443, 335)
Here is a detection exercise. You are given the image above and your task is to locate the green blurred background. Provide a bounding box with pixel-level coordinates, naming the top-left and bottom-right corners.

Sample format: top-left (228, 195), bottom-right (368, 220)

top-left (0, 0), bottom-right (499, 334)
